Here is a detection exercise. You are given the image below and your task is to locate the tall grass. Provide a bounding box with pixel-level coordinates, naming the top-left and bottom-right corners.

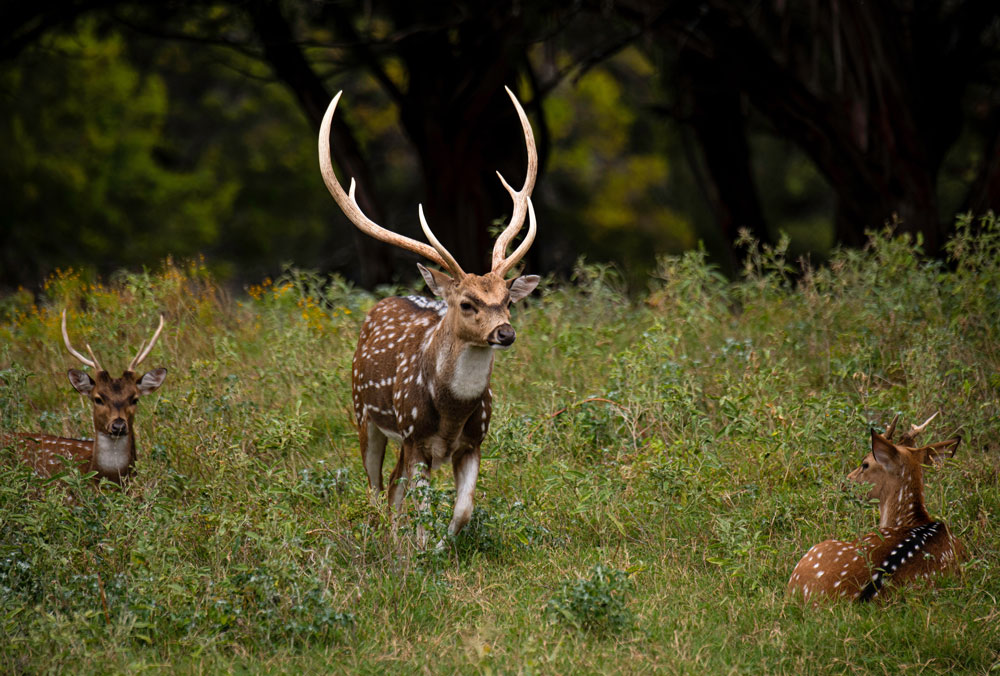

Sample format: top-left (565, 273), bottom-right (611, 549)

top-left (2, 215), bottom-right (999, 673)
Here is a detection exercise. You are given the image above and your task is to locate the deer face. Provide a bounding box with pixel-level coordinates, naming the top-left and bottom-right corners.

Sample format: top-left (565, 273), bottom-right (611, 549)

top-left (419, 265), bottom-right (539, 348)
top-left (68, 368), bottom-right (167, 438)
top-left (847, 432), bottom-right (910, 502)
top-left (847, 430), bottom-right (960, 502)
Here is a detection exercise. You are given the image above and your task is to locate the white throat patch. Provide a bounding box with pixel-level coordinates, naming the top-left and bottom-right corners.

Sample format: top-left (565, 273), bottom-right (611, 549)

top-left (444, 346), bottom-right (494, 400)
top-left (95, 433), bottom-right (131, 473)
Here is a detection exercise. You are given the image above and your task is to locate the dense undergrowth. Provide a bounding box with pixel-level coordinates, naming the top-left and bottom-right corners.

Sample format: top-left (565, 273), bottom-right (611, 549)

top-left (2, 214), bottom-right (999, 673)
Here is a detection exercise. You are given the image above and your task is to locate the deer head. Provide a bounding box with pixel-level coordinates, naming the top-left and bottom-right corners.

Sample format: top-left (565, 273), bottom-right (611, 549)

top-left (847, 413), bottom-right (960, 528)
top-left (62, 310), bottom-right (167, 442)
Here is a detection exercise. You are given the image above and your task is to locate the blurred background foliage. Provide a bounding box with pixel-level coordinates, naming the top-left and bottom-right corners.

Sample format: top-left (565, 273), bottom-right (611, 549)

top-left (1, 1), bottom-right (997, 292)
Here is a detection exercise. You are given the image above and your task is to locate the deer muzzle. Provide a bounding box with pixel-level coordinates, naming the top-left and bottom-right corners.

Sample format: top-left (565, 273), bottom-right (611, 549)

top-left (109, 418), bottom-right (128, 437)
top-left (488, 324), bottom-right (516, 348)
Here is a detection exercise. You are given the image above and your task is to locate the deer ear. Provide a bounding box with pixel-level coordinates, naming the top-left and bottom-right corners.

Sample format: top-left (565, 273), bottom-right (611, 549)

top-left (417, 263), bottom-right (453, 298)
top-left (919, 437), bottom-right (960, 467)
top-left (137, 368), bottom-right (167, 395)
top-left (507, 275), bottom-right (540, 303)
top-left (870, 429), bottom-right (900, 472)
top-left (68, 369), bottom-right (95, 395)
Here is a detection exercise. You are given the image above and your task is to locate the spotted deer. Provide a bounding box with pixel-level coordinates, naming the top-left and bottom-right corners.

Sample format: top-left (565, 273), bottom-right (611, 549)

top-left (788, 413), bottom-right (965, 602)
top-left (10, 311), bottom-right (167, 485)
top-left (318, 87), bottom-right (539, 539)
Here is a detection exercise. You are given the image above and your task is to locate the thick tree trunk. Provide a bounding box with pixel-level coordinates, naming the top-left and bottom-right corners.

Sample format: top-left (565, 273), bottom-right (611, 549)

top-left (677, 48), bottom-right (771, 264)
top-left (248, 0), bottom-right (393, 287)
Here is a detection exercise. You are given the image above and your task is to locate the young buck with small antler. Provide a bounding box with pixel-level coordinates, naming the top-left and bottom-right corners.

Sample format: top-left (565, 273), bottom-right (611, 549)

top-left (11, 311), bottom-right (167, 485)
top-left (788, 413), bottom-right (965, 602)
top-left (319, 87), bottom-right (539, 539)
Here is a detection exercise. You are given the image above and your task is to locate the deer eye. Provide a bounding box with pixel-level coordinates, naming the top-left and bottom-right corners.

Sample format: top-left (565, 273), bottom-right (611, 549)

top-left (130, 396), bottom-right (139, 405)
top-left (93, 395), bottom-right (105, 406)
top-left (861, 462), bottom-right (869, 470)
top-left (460, 302), bottom-right (476, 313)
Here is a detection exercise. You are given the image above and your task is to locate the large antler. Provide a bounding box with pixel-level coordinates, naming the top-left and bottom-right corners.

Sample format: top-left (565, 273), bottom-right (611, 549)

top-left (61, 310), bottom-right (103, 372)
top-left (128, 314), bottom-right (165, 372)
top-left (491, 86), bottom-right (538, 278)
top-left (318, 91), bottom-right (465, 278)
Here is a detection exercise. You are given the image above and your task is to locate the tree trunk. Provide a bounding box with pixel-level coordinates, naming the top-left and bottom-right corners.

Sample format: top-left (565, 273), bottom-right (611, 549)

top-left (676, 47), bottom-right (771, 264)
top-left (664, 1), bottom-right (952, 253)
top-left (247, 0), bottom-right (393, 287)
top-left (392, 10), bottom-right (529, 275)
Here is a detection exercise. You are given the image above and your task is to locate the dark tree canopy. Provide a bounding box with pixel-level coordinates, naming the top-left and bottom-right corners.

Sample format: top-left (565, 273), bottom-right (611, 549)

top-left (1, 0), bottom-right (997, 290)
top-left (629, 0), bottom-right (1000, 255)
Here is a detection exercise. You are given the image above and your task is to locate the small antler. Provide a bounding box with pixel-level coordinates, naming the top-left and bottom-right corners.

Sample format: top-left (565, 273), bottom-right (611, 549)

top-left (884, 413), bottom-right (900, 440)
top-left (128, 314), bottom-right (165, 372)
top-left (899, 411), bottom-right (939, 447)
top-left (491, 86), bottom-right (538, 278)
top-left (61, 310), bottom-right (103, 371)
top-left (318, 91), bottom-right (465, 279)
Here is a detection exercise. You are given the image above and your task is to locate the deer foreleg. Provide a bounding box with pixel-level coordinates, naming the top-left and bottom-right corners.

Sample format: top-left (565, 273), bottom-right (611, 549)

top-left (411, 451), bottom-right (436, 549)
top-left (360, 418), bottom-right (387, 491)
top-left (387, 441), bottom-right (434, 547)
top-left (448, 447), bottom-right (481, 536)
top-left (386, 440), bottom-right (429, 509)
top-left (387, 444), bottom-right (409, 515)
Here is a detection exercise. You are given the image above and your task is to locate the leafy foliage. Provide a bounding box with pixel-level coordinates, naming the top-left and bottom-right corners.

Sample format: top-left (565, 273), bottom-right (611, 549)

top-left (0, 22), bottom-right (236, 285)
top-left (1, 215), bottom-right (999, 672)
top-left (545, 563), bottom-right (636, 633)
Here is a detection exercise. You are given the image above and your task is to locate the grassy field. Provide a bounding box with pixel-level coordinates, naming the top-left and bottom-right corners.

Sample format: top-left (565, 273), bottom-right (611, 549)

top-left (2, 216), bottom-right (999, 674)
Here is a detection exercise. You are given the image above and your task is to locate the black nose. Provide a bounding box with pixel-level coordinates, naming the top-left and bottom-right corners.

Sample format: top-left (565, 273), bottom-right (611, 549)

top-left (110, 419), bottom-right (128, 436)
top-left (491, 325), bottom-right (516, 347)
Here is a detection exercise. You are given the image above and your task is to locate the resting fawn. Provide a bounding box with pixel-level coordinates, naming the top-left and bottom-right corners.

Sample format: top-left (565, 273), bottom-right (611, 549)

top-left (9, 311), bottom-right (167, 485)
top-left (788, 413), bottom-right (965, 602)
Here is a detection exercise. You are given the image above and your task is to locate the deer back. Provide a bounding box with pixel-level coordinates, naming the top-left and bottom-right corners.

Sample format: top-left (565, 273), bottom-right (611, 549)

top-left (788, 521), bottom-right (964, 602)
top-left (12, 433), bottom-right (94, 478)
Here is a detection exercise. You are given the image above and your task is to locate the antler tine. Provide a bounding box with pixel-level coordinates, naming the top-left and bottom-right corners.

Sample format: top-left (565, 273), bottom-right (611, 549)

top-left (85, 344), bottom-right (104, 372)
top-left (498, 196), bottom-right (537, 277)
top-left (491, 85), bottom-right (538, 277)
top-left (418, 205), bottom-right (466, 278)
top-left (319, 91), bottom-right (460, 276)
top-left (900, 411), bottom-right (939, 446)
top-left (128, 314), bottom-right (165, 372)
top-left (885, 412), bottom-right (900, 440)
top-left (61, 310), bottom-right (100, 370)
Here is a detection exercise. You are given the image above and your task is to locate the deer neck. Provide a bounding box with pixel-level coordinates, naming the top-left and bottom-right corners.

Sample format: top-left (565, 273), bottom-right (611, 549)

top-left (877, 472), bottom-right (930, 529)
top-left (91, 432), bottom-right (134, 480)
top-left (427, 320), bottom-right (495, 402)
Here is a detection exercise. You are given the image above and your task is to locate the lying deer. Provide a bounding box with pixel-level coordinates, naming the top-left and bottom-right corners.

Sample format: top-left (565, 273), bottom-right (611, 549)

top-left (318, 87), bottom-right (539, 540)
top-left (10, 311), bottom-right (167, 485)
top-left (788, 413), bottom-right (965, 602)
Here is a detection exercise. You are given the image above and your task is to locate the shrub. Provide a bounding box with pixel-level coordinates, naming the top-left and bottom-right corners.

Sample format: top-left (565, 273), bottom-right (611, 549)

top-left (544, 563), bottom-right (635, 633)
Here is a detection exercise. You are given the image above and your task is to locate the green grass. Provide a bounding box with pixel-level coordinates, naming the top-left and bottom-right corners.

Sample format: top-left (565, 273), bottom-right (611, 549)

top-left (2, 215), bottom-right (999, 674)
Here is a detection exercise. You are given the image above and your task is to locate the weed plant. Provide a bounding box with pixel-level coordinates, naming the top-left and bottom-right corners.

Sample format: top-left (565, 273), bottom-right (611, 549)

top-left (1, 215), bottom-right (999, 673)
top-left (545, 563), bottom-right (637, 633)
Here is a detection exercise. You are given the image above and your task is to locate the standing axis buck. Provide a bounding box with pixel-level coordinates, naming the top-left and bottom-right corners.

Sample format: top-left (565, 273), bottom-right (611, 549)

top-left (788, 413), bottom-right (965, 602)
top-left (319, 87), bottom-right (540, 538)
top-left (12, 311), bottom-right (167, 485)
